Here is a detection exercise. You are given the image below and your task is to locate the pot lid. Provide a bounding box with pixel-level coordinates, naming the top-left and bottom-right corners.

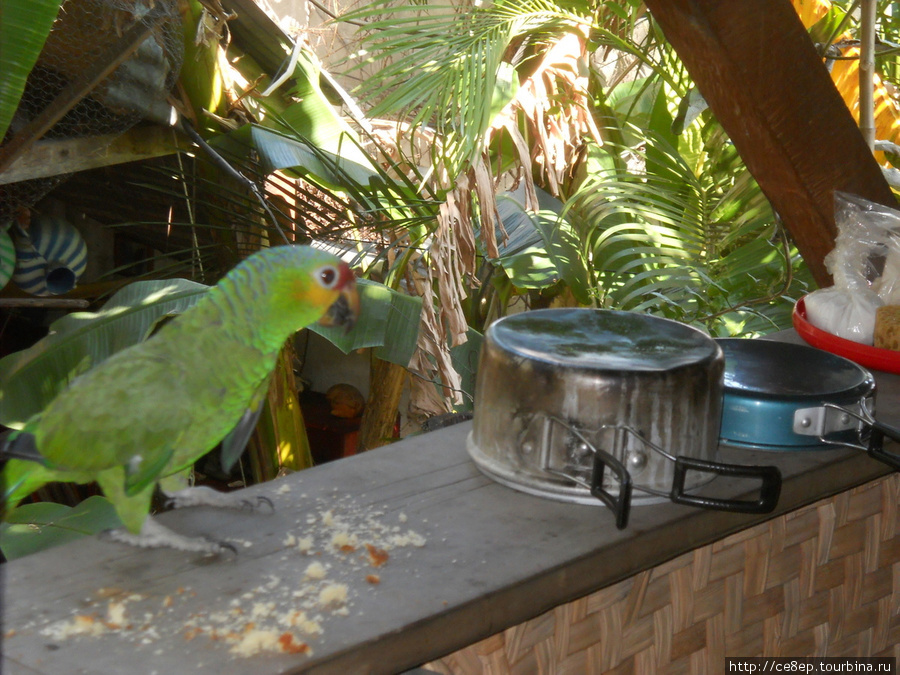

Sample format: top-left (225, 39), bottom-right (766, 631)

top-left (718, 338), bottom-right (874, 399)
top-left (488, 308), bottom-right (720, 372)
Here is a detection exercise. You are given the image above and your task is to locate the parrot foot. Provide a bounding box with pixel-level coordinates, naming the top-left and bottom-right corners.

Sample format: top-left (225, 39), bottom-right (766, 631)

top-left (162, 485), bottom-right (275, 513)
top-left (101, 517), bottom-right (236, 556)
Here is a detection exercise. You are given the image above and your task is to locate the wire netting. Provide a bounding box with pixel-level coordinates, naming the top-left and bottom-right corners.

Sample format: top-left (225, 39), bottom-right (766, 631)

top-left (0, 0), bottom-right (184, 222)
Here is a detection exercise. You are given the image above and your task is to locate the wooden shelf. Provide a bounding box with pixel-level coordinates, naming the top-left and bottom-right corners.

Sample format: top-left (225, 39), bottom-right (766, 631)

top-left (0, 124), bottom-right (189, 186)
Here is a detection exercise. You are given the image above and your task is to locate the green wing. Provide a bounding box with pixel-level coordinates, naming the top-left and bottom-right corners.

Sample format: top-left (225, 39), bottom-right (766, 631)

top-left (33, 349), bottom-right (192, 480)
top-left (219, 375), bottom-right (270, 473)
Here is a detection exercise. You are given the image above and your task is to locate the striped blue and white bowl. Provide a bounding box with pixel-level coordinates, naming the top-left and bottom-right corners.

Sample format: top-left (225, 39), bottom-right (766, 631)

top-left (12, 215), bottom-right (88, 296)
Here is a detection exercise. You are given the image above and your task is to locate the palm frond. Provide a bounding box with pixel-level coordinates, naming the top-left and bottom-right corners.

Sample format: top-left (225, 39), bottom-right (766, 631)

top-left (568, 129), bottom-right (810, 334)
top-left (344, 0), bottom-right (589, 173)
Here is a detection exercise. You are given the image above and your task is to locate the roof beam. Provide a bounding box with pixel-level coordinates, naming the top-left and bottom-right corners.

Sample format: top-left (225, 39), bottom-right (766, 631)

top-left (644, 0), bottom-right (896, 286)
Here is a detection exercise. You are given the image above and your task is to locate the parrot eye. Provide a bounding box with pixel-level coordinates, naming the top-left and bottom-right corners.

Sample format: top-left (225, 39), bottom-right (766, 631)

top-left (317, 265), bottom-right (339, 289)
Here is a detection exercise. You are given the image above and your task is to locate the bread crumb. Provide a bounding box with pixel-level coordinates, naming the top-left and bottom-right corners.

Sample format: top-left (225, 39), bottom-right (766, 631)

top-left (366, 575), bottom-right (381, 585)
top-left (296, 536), bottom-right (314, 554)
top-left (106, 601), bottom-right (127, 629)
top-left (318, 584), bottom-right (348, 608)
top-left (304, 562), bottom-right (327, 580)
top-left (229, 628), bottom-right (281, 656)
top-left (330, 531), bottom-right (358, 550)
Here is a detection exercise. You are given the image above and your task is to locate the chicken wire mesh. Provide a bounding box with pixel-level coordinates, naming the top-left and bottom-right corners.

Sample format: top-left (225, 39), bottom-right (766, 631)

top-left (0, 0), bottom-right (184, 222)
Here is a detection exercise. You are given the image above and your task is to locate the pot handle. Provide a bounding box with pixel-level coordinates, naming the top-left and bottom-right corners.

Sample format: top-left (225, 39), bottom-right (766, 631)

top-left (866, 419), bottom-right (900, 471)
top-left (819, 402), bottom-right (900, 471)
top-left (670, 457), bottom-right (782, 514)
top-left (590, 450), bottom-right (633, 530)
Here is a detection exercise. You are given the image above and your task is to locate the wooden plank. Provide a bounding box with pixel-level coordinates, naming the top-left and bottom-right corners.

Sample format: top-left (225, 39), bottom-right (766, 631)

top-left (642, 0), bottom-right (897, 287)
top-left (3, 337), bottom-right (899, 674)
top-left (0, 125), bottom-right (189, 185)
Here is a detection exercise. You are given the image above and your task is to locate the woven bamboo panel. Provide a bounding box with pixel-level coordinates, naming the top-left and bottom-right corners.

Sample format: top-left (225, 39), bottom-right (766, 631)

top-left (426, 473), bottom-right (900, 674)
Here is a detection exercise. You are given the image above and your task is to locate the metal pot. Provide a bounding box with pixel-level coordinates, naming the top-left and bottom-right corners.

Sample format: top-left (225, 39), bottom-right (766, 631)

top-left (717, 338), bottom-right (900, 468)
top-left (467, 309), bottom-right (781, 529)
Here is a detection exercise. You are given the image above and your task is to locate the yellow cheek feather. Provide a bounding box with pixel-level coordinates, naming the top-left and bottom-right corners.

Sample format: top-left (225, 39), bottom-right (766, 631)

top-left (292, 277), bottom-right (337, 312)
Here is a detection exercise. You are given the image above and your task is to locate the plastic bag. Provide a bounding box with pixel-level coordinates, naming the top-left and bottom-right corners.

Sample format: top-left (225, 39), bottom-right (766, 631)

top-left (804, 192), bottom-right (900, 344)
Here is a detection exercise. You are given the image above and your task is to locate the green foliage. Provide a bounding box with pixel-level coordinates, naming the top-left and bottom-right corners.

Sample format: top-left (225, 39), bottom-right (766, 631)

top-left (0, 496), bottom-right (122, 560)
top-left (344, 0), bottom-right (587, 173)
top-left (0, 279), bottom-right (208, 428)
top-left (0, 0), bottom-right (63, 140)
top-left (566, 109), bottom-right (813, 335)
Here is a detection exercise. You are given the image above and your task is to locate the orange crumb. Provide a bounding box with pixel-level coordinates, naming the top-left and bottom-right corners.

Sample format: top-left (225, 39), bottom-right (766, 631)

top-left (278, 633), bottom-right (310, 654)
top-left (365, 543), bottom-right (389, 567)
top-left (184, 627), bottom-right (204, 641)
top-left (365, 574), bottom-right (381, 585)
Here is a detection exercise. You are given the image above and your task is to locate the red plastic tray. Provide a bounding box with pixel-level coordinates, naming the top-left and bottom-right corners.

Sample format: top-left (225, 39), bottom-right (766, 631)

top-left (793, 296), bottom-right (900, 374)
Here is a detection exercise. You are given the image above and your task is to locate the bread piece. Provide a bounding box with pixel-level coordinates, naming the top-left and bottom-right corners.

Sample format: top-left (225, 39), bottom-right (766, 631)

top-left (874, 305), bottom-right (900, 351)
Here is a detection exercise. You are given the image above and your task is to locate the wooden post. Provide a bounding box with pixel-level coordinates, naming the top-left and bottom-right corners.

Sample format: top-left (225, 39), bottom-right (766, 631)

top-left (643, 0), bottom-right (897, 287)
top-left (357, 355), bottom-right (406, 452)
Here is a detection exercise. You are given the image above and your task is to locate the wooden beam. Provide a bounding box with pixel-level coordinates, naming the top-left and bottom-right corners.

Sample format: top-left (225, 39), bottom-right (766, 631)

top-left (643, 0), bottom-right (897, 287)
top-left (0, 125), bottom-right (189, 185)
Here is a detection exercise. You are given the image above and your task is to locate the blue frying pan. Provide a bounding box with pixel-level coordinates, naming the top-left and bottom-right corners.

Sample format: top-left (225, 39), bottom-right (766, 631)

top-left (717, 338), bottom-right (900, 469)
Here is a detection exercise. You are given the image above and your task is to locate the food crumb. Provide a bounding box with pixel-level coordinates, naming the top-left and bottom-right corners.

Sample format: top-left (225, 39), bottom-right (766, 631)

top-left (304, 562), bottom-right (327, 580)
top-left (317, 584), bottom-right (348, 608)
top-left (278, 632), bottom-right (309, 654)
top-left (106, 601), bottom-right (127, 629)
top-left (330, 531), bottom-right (358, 550)
top-left (365, 575), bottom-right (381, 585)
top-left (365, 543), bottom-right (390, 568)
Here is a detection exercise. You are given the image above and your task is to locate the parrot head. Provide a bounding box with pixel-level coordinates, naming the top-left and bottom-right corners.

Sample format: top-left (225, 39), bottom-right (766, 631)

top-left (314, 259), bottom-right (359, 332)
top-left (262, 245), bottom-right (360, 334)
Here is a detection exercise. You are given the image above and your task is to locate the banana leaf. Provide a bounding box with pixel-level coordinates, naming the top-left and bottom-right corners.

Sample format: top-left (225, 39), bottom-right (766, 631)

top-left (0, 496), bottom-right (121, 560)
top-left (211, 124), bottom-right (380, 192)
top-left (0, 0), bottom-right (63, 140)
top-left (310, 278), bottom-right (423, 368)
top-left (0, 279), bottom-right (208, 428)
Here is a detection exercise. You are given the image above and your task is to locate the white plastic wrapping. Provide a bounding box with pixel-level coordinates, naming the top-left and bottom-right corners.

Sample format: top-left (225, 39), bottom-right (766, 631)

top-left (805, 193), bottom-right (900, 344)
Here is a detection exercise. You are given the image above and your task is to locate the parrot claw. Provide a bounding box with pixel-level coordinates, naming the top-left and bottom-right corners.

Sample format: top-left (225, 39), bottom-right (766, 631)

top-left (242, 495), bottom-right (274, 512)
top-left (100, 518), bottom-right (237, 557)
top-left (162, 485), bottom-right (276, 514)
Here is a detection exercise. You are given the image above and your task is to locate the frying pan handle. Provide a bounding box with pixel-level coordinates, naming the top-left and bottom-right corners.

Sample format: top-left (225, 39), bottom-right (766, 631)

top-left (670, 457), bottom-right (782, 514)
top-left (590, 449), bottom-right (633, 530)
top-left (866, 420), bottom-right (900, 471)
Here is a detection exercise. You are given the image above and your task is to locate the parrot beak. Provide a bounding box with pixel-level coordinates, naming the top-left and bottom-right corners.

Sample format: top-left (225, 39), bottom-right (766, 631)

top-left (318, 272), bottom-right (360, 333)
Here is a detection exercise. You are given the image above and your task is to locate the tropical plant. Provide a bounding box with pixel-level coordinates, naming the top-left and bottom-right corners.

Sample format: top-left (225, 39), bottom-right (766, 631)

top-left (340, 0), bottom-right (813, 341)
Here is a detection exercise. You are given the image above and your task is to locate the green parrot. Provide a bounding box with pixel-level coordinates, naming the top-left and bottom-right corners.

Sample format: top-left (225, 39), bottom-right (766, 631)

top-left (1, 245), bottom-right (359, 554)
